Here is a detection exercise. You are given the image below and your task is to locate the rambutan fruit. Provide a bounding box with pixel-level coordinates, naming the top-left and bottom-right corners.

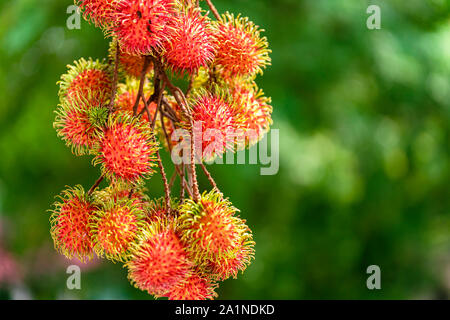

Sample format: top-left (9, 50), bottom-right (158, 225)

top-left (177, 190), bottom-right (249, 265)
top-left (232, 80), bottom-right (272, 148)
top-left (206, 235), bottom-right (255, 281)
top-left (89, 198), bottom-right (146, 262)
top-left (189, 89), bottom-right (237, 161)
top-left (93, 112), bottom-right (159, 183)
top-left (76, 0), bottom-right (116, 28)
top-left (166, 270), bottom-right (218, 300)
top-left (213, 13), bottom-right (271, 78)
top-left (108, 41), bottom-right (154, 78)
top-left (163, 8), bottom-right (216, 75)
top-left (54, 100), bottom-right (107, 155)
top-left (58, 58), bottom-right (112, 107)
top-left (126, 217), bottom-right (191, 296)
top-left (50, 186), bottom-right (96, 262)
top-left (93, 180), bottom-right (150, 212)
top-left (111, 0), bottom-right (175, 55)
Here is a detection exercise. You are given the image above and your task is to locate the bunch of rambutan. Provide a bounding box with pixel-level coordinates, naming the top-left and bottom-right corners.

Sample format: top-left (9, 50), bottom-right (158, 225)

top-left (49, 0), bottom-right (272, 300)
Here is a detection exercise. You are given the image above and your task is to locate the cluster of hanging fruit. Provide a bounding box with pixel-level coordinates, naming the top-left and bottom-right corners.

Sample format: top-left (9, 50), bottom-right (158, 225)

top-left (49, 0), bottom-right (272, 299)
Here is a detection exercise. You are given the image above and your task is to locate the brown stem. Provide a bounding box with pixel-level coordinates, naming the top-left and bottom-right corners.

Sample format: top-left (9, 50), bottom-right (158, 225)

top-left (189, 129), bottom-right (200, 202)
top-left (143, 103), bottom-right (171, 211)
top-left (132, 56), bottom-right (151, 116)
top-left (151, 82), bottom-right (166, 130)
top-left (205, 0), bottom-right (222, 21)
top-left (160, 111), bottom-right (193, 198)
top-left (200, 162), bottom-right (220, 193)
top-left (88, 175), bottom-right (104, 195)
top-left (155, 149), bottom-right (171, 211)
top-left (108, 42), bottom-right (120, 114)
top-left (180, 164), bottom-right (188, 199)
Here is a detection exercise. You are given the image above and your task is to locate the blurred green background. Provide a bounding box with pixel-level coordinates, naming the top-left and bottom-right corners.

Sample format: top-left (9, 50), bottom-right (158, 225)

top-left (0, 0), bottom-right (449, 299)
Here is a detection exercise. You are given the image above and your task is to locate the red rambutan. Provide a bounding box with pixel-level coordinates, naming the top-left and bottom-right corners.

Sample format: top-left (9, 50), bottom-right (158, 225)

top-left (77, 0), bottom-right (116, 28)
top-left (213, 13), bottom-right (271, 78)
top-left (207, 236), bottom-right (255, 281)
top-left (126, 217), bottom-right (191, 296)
top-left (50, 186), bottom-right (96, 262)
top-left (166, 270), bottom-right (218, 300)
top-left (59, 58), bottom-right (112, 107)
top-left (190, 89), bottom-right (237, 161)
top-left (111, 0), bottom-right (175, 55)
top-left (93, 112), bottom-right (159, 183)
top-left (54, 101), bottom-right (106, 155)
top-left (163, 8), bottom-right (216, 75)
top-left (232, 80), bottom-right (272, 148)
top-left (90, 198), bottom-right (145, 261)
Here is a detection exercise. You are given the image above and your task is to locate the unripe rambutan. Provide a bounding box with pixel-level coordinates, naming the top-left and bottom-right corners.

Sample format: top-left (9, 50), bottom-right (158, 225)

top-left (111, 0), bottom-right (175, 55)
top-left (163, 8), bottom-right (216, 75)
top-left (213, 13), bottom-right (271, 78)
top-left (177, 190), bottom-right (249, 265)
top-left (50, 186), bottom-right (96, 262)
top-left (58, 58), bottom-right (112, 107)
top-left (109, 41), bottom-right (154, 78)
top-left (77, 0), bottom-right (116, 28)
top-left (232, 80), bottom-right (272, 148)
top-left (90, 198), bottom-right (146, 262)
top-left (166, 270), bottom-right (218, 300)
top-left (93, 112), bottom-right (159, 183)
top-left (189, 89), bottom-right (237, 161)
top-left (126, 217), bottom-right (191, 296)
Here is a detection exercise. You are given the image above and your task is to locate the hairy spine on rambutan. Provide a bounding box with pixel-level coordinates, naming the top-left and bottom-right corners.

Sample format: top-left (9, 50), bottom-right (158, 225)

top-left (189, 88), bottom-right (238, 161)
top-left (206, 233), bottom-right (255, 281)
top-left (93, 180), bottom-right (150, 213)
top-left (125, 217), bottom-right (191, 296)
top-left (89, 198), bottom-right (146, 262)
top-left (58, 58), bottom-right (112, 107)
top-left (50, 185), bottom-right (96, 262)
top-left (163, 7), bottom-right (216, 75)
top-left (212, 13), bottom-right (271, 78)
top-left (166, 269), bottom-right (218, 300)
top-left (111, 0), bottom-right (175, 55)
top-left (93, 112), bottom-right (159, 183)
top-left (76, 0), bottom-right (117, 28)
top-left (177, 190), bottom-right (251, 266)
